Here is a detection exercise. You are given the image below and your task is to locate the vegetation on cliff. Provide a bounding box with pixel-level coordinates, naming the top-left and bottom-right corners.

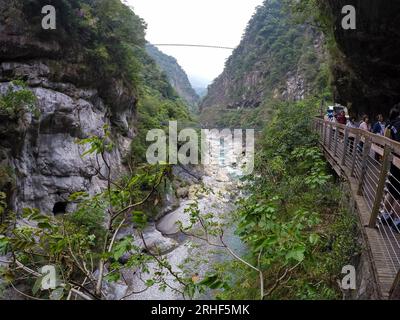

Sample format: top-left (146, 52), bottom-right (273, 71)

top-left (146, 44), bottom-right (200, 113)
top-left (210, 100), bottom-right (359, 299)
top-left (0, 0), bottom-right (193, 300)
top-left (129, 45), bottom-right (193, 165)
top-left (200, 0), bottom-right (331, 128)
top-left (0, 81), bottom-right (38, 119)
top-left (197, 0), bottom-right (359, 300)
top-left (17, 0), bottom-right (145, 90)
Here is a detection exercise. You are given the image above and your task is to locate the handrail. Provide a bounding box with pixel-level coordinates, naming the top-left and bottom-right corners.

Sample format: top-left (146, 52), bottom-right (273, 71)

top-left (317, 119), bottom-right (400, 156)
top-left (313, 118), bottom-right (400, 299)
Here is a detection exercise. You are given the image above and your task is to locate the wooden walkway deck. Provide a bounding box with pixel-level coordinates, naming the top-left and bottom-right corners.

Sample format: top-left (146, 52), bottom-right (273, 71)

top-left (313, 118), bottom-right (400, 299)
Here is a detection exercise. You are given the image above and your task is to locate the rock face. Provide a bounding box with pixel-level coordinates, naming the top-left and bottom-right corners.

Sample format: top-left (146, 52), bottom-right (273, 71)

top-left (146, 44), bottom-right (200, 112)
top-left (0, 69), bottom-right (132, 215)
top-left (325, 0), bottom-right (400, 117)
top-left (0, 4), bottom-right (136, 214)
top-left (0, 80), bottom-right (132, 215)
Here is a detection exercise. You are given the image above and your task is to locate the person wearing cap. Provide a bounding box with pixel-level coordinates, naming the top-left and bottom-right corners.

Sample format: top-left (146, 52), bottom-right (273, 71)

top-left (324, 106), bottom-right (336, 122)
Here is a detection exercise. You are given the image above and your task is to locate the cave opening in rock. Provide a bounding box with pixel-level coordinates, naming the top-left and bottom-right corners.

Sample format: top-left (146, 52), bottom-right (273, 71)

top-left (53, 202), bottom-right (68, 216)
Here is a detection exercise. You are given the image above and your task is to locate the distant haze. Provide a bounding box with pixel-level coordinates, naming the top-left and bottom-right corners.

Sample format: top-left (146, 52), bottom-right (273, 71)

top-left (127, 0), bottom-right (263, 87)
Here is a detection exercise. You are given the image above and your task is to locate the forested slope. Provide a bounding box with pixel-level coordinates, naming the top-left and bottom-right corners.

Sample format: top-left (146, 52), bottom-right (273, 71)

top-left (200, 0), bottom-right (330, 127)
top-left (146, 44), bottom-right (200, 113)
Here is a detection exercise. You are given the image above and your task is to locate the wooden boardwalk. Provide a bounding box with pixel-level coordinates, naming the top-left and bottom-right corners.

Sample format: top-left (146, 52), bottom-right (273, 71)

top-left (313, 118), bottom-right (400, 299)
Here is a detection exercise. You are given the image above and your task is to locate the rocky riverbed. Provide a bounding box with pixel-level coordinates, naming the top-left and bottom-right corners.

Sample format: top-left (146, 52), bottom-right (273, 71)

top-left (105, 133), bottom-right (249, 300)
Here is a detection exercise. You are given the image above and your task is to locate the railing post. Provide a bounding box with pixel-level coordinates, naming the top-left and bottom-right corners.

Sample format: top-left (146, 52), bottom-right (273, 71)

top-left (320, 121), bottom-right (323, 138)
top-left (390, 270), bottom-right (400, 300)
top-left (328, 124), bottom-right (333, 150)
top-left (320, 122), bottom-right (323, 141)
top-left (334, 127), bottom-right (339, 157)
top-left (350, 133), bottom-right (361, 177)
top-left (369, 144), bottom-right (392, 228)
top-left (322, 122), bottom-right (327, 146)
top-left (357, 137), bottom-right (372, 195)
top-left (341, 127), bottom-right (349, 166)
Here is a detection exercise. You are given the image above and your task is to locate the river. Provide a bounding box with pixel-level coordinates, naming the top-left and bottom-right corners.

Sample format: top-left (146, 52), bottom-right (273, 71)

top-left (112, 132), bottom-right (248, 300)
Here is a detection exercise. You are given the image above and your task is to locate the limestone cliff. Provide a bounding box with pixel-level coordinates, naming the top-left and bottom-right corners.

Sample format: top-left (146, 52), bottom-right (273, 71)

top-left (0, 1), bottom-right (137, 213)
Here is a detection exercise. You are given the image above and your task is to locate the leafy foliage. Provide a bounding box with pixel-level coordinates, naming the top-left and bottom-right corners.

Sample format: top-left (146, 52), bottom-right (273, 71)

top-left (22, 0), bottom-right (146, 90)
top-left (0, 81), bottom-right (38, 119)
top-left (129, 86), bottom-right (193, 164)
top-left (0, 129), bottom-right (181, 300)
top-left (213, 100), bottom-right (359, 300)
top-left (201, 0), bottom-right (331, 128)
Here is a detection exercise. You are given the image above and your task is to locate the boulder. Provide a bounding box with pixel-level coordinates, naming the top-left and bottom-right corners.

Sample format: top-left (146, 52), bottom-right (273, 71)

top-left (176, 187), bottom-right (189, 199)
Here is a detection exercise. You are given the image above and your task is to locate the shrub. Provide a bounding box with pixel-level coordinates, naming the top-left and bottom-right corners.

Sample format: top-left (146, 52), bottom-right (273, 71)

top-left (0, 81), bottom-right (38, 119)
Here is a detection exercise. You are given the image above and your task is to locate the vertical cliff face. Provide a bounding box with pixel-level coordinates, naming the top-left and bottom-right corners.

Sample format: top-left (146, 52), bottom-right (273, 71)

top-left (200, 0), bottom-right (329, 127)
top-left (0, 79), bottom-right (130, 214)
top-left (146, 44), bottom-right (200, 112)
top-left (0, 1), bottom-right (142, 214)
top-left (325, 0), bottom-right (400, 117)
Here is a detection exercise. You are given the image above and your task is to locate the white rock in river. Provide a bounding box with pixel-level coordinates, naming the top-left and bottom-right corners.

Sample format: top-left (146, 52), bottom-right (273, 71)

top-left (135, 225), bottom-right (178, 254)
top-left (156, 200), bottom-right (193, 235)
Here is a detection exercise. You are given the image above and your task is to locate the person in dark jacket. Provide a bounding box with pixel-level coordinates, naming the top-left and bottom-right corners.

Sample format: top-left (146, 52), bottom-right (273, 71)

top-left (372, 114), bottom-right (385, 136)
top-left (386, 106), bottom-right (400, 140)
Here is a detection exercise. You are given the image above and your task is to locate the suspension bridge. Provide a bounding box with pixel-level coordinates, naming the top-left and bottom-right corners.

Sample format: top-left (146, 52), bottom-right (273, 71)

top-left (151, 43), bottom-right (235, 50)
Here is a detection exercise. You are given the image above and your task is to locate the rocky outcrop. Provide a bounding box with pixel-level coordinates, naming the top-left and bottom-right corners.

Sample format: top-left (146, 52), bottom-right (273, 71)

top-left (325, 0), bottom-right (400, 117)
top-left (0, 69), bottom-right (131, 215)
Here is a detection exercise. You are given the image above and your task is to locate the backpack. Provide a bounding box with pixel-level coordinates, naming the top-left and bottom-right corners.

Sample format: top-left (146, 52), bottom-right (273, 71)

top-left (384, 126), bottom-right (392, 138)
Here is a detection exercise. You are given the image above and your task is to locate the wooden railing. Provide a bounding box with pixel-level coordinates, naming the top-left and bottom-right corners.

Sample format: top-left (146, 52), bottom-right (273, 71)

top-left (313, 118), bottom-right (400, 299)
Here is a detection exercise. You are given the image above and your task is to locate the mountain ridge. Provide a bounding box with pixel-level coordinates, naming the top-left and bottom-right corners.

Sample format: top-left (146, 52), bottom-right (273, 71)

top-left (200, 0), bottom-right (329, 127)
top-left (146, 44), bottom-right (200, 113)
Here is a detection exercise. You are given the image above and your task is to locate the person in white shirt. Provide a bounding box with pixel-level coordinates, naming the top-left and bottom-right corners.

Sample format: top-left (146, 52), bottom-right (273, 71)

top-left (359, 115), bottom-right (371, 132)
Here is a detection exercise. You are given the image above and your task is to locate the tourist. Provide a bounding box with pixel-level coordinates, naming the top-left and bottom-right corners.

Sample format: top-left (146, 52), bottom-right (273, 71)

top-left (359, 115), bottom-right (371, 132)
top-left (385, 106), bottom-right (400, 140)
top-left (346, 116), bottom-right (358, 128)
top-left (372, 114), bottom-right (385, 136)
top-left (336, 110), bottom-right (346, 125)
top-left (324, 106), bottom-right (336, 122)
top-left (346, 116), bottom-right (358, 153)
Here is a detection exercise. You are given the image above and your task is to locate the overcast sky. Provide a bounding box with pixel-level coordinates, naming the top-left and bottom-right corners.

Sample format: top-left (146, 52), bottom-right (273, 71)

top-left (127, 0), bottom-right (263, 87)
